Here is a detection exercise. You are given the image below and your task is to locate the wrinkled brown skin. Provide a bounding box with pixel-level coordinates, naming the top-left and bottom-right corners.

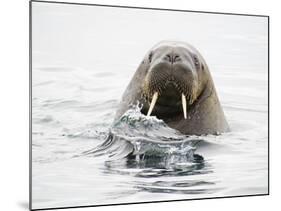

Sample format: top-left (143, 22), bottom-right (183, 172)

top-left (114, 41), bottom-right (230, 135)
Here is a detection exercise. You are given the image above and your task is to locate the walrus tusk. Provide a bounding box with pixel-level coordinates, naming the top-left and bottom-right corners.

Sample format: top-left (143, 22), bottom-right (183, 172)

top-left (182, 93), bottom-right (187, 119)
top-left (147, 92), bottom-right (158, 117)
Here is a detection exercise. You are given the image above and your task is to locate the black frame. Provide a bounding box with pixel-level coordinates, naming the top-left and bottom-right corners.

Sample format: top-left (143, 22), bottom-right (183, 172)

top-left (29, 1), bottom-right (270, 210)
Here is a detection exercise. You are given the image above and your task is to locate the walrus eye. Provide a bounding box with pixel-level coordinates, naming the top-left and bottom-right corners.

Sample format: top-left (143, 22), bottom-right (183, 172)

top-left (193, 55), bottom-right (200, 67)
top-left (148, 52), bottom-right (153, 63)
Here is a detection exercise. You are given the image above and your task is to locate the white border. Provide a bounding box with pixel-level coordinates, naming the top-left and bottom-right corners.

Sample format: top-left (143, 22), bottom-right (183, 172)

top-left (0, 0), bottom-right (279, 211)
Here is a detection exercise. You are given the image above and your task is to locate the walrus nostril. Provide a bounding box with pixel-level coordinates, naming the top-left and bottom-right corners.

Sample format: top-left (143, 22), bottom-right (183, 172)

top-left (174, 55), bottom-right (181, 62)
top-left (165, 54), bottom-right (172, 63)
top-left (164, 54), bottom-right (181, 64)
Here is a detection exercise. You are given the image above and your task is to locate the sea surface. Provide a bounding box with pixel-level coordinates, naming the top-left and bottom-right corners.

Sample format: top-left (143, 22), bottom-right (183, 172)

top-left (32, 2), bottom-right (268, 209)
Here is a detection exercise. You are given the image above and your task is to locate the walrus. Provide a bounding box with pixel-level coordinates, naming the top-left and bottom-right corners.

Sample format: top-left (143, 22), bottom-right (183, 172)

top-left (114, 41), bottom-right (229, 135)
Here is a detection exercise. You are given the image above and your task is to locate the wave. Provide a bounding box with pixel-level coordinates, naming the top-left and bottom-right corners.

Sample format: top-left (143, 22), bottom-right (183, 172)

top-left (81, 106), bottom-right (205, 166)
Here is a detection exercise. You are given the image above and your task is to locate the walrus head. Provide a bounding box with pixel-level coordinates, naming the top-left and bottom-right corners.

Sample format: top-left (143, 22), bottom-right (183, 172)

top-left (140, 41), bottom-right (209, 121)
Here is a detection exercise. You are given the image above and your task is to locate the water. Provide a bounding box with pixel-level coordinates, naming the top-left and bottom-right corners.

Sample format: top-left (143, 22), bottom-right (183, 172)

top-left (31, 2), bottom-right (268, 210)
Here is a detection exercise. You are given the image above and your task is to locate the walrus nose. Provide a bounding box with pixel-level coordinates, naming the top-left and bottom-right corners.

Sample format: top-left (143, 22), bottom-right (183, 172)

top-left (164, 53), bottom-right (181, 64)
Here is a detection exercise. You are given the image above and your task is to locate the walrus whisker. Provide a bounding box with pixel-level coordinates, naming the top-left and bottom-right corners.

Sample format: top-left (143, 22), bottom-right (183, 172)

top-left (182, 93), bottom-right (187, 119)
top-left (147, 92), bottom-right (158, 117)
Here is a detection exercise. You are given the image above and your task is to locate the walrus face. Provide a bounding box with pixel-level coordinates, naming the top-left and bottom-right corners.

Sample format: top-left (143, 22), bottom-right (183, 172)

top-left (141, 43), bottom-right (206, 120)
